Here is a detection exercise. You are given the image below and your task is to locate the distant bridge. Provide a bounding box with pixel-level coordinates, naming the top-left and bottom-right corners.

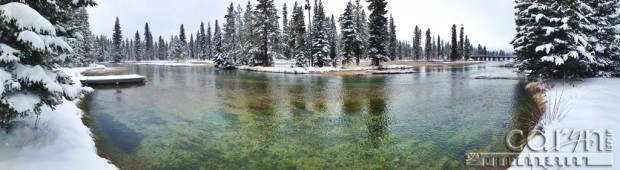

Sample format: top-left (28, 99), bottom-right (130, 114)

top-left (470, 55), bottom-right (515, 61)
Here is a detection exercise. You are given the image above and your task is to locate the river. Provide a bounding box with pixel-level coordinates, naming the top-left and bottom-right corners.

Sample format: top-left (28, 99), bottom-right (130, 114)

top-left (79, 62), bottom-right (534, 169)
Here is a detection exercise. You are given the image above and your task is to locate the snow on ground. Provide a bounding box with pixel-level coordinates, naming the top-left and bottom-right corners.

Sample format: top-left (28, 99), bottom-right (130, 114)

top-left (130, 60), bottom-right (213, 67)
top-left (238, 65), bottom-right (414, 74)
top-left (510, 78), bottom-right (620, 169)
top-left (79, 74), bottom-right (144, 81)
top-left (238, 65), bottom-right (341, 74)
top-left (0, 64), bottom-right (117, 170)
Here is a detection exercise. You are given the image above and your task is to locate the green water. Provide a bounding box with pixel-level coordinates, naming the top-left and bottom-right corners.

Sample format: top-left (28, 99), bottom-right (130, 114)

top-left (80, 62), bottom-right (534, 169)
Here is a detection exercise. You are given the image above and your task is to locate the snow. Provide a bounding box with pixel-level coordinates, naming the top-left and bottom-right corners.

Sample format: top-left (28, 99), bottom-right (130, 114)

top-left (239, 65), bottom-right (341, 74)
top-left (79, 74), bottom-right (144, 81)
top-left (0, 2), bottom-right (56, 35)
top-left (535, 43), bottom-right (554, 54)
top-left (4, 93), bottom-right (41, 113)
top-left (0, 43), bottom-right (21, 63)
top-left (510, 78), bottom-right (620, 169)
top-left (41, 35), bottom-right (74, 53)
top-left (17, 31), bottom-right (46, 51)
top-left (131, 60), bottom-right (213, 67)
top-left (14, 64), bottom-right (63, 93)
top-left (0, 65), bottom-right (117, 170)
top-left (238, 65), bottom-right (414, 74)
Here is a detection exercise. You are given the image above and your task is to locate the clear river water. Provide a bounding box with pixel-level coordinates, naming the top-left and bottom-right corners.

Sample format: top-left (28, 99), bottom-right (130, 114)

top-left (79, 62), bottom-right (535, 169)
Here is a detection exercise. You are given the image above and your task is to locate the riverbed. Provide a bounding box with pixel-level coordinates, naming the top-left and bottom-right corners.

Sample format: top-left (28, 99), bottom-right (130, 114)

top-left (79, 62), bottom-right (534, 169)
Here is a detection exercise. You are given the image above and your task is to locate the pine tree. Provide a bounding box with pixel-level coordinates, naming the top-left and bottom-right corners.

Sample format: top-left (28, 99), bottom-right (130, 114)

top-left (282, 3), bottom-right (292, 60)
top-left (388, 14), bottom-right (397, 60)
top-left (339, 1), bottom-right (363, 67)
top-left (216, 3), bottom-right (238, 69)
top-left (158, 36), bottom-right (166, 60)
top-left (66, 7), bottom-right (96, 67)
top-left (586, 0), bottom-right (620, 75)
top-left (169, 36), bottom-right (187, 61)
top-left (459, 24), bottom-right (464, 59)
top-left (328, 15), bottom-right (339, 63)
top-left (366, 0), bottom-right (390, 66)
top-left (437, 35), bottom-right (442, 59)
top-left (424, 29), bottom-right (431, 60)
top-left (144, 23), bottom-right (153, 60)
top-left (189, 34), bottom-right (195, 59)
top-left (311, 0), bottom-right (331, 67)
top-left (291, 2), bottom-right (308, 67)
top-left (356, 0), bottom-right (370, 60)
top-left (206, 22), bottom-right (213, 60)
top-left (134, 31), bottom-right (142, 61)
top-left (213, 20), bottom-right (223, 61)
top-left (464, 35), bottom-right (471, 60)
top-left (450, 24), bottom-right (458, 61)
top-left (0, 1), bottom-right (96, 127)
top-left (413, 25), bottom-right (422, 60)
top-left (254, 0), bottom-right (281, 66)
top-left (239, 1), bottom-right (256, 65)
top-left (511, 0), bottom-right (599, 78)
top-left (179, 24), bottom-right (186, 46)
top-left (198, 22), bottom-right (206, 60)
top-left (112, 17), bottom-right (123, 62)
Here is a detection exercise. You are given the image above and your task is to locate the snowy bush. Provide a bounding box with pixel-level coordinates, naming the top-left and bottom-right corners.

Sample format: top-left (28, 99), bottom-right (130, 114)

top-left (0, 1), bottom-right (96, 128)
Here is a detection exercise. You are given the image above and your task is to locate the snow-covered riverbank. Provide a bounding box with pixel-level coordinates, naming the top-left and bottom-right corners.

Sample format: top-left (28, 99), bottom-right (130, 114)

top-left (0, 65), bottom-right (117, 170)
top-left (510, 78), bottom-right (620, 169)
top-left (238, 65), bottom-right (414, 74)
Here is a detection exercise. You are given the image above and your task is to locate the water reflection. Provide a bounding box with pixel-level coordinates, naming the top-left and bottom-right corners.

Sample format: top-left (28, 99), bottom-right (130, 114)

top-left (81, 62), bottom-right (532, 169)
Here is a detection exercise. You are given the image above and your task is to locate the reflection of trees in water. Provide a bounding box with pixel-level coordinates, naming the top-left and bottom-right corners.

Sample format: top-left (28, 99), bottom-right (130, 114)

top-left (310, 76), bottom-right (327, 112)
top-left (289, 78), bottom-right (307, 116)
top-left (365, 76), bottom-right (389, 148)
top-left (341, 76), bottom-right (363, 115)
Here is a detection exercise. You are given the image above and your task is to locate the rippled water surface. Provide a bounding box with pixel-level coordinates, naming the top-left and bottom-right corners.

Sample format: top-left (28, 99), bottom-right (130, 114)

top-left (80, 62), bottom-right (534, 169)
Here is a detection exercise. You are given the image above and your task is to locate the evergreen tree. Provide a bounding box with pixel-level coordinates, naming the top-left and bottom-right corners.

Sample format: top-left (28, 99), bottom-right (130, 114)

top-left (366, 0), bottom-right (390, 66)
top-left (328, 15), bottom-right (339, 63)
top-left (189, 34), bottom-right (195, 59)
top-left (67, 7), bottom-right (96, 67)
top-left (112, 17), bottom-right (123, 62)
top-left (311, 0), bottom-right (331, 67)
top-left (216, 3), bottom-right (238, 69)
top-left (254, 0), bottom-right (281, 66)
top-left (291, 2), bottom-right (308, 67)
top-left (179, 24), bottom-right (186, 45)
top-left (158, 36), bottom-right (166, 60)
top-left (425, 29), bottom-right (431, 60)
top-left (450, 24), bottom-right (458, 61)
top-left (413, 25), bottom-right (422, 60)
top-left (388, 14), bottom-right (397, 60)
top-left (356, 0), bottom-right (370, 60)
top-left (586, 0), bottom-right (620, 75)
top-left (459, 24), bottom-right (464, 58)
top-left (134, 31), bottom-right (142, 61)
top-left (206, 22), bottom-right (213, 60)
top-left (437, 35), bottom-right (442, 59)
top-left (239, 1), bottom-right (256, 65)
top-left (282, 3), bottom-right (292, 59)
top-left (198, 22), bottom-right (206, 60)
top-left (464, 35), bottom-right (471, 60)
top-left (511, 0), bottom-right (599, 78)
top-left (144, 23), bottom-right (153, 60)
top-left (0, 1), bottom-right (96, 127)
top-left (339, 1), bottom-right (363, 67)
top-left (213, 20), bottom-right (223, 61)
top-left (169, 36), bottom-right (187, 61)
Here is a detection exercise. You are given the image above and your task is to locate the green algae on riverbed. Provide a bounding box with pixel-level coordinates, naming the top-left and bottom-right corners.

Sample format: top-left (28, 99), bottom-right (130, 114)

top-left (80, 63), bottom-right (535, 169)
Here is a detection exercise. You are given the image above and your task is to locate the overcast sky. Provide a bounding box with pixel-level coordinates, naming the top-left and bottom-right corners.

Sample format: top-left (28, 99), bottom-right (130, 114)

top-left (88, 0), bottom-right (516, 51)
